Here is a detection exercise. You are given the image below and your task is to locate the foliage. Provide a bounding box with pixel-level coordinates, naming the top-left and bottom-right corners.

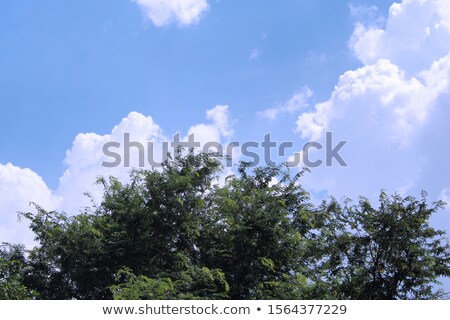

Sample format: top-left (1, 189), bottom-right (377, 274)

top-left (201, 162), bottom-right (314, 299)
top-left (0, 243), bottom-right (36, 299)
top-left (111, 266), bottom-right (229, 300)
top-left (1, 151), bottom-right (449, 300)
top-left (311, 192), bottom-right (450, 299)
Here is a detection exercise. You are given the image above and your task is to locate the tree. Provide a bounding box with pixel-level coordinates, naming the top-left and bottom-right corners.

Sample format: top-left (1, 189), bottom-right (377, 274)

top-left (201, 162), bottom-right (314, 299)
top-left (312, 191), bottom-right (450, 299)
top-left (4, 151), bottom-right (449, 300)
top-left (19, 151), bottom-right (228, 299)
top-left (0, 243), bottom-right (36, 300)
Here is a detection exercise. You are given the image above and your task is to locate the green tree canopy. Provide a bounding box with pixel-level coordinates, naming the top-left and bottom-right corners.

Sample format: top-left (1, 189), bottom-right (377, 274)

top-left (1, 151), bottom-right (449, 300)
top-left (311, 192), bottom-right (450, 299)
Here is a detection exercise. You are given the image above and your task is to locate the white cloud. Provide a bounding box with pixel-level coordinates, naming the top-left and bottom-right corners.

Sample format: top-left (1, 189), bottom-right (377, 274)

top-left (59, 106), bottom-right (234, 216)
top-left (349, 0), bottom-right (450, 74)
top-left (0, 163), bottom-right (61, 246)
top-left (288, 0), bottom-right (450, 210)
top-left (1, 106), bottom-right (235, 247)
top-left (131, 0), bottom-right (209, 26)
top-left (56, 112), bottom-right (166, 214)
top-left (258, 87), bottom-right (313, 121)
top-left (296, 56), bottom-right (450, 146)
top-left (184, 105), bottom-right (238, 185)
top-left (188, 105), bottom-right (234, 143)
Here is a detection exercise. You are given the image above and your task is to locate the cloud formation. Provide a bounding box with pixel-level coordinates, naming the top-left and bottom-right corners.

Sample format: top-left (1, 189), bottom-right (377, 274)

top-left (0, 106), bottom-right (234, 246)
top-left (349, 0), bottom-right (450, 74)
top-left (0, 163), bottom-right (61, 247)
top-left (131, 0), bottom-right (209, 26)
top-left (56, 112), bottom-right (166, 215)
top-left (293, 0), bottom-right (450, 205)
top-left (186, 106), bottom-right (232, 148)
top-left (296, 57), bottom-right (450, 145)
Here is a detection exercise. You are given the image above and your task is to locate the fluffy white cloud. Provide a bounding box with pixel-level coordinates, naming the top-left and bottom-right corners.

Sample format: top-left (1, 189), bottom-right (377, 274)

top-left (131, 0), bottom-right (209, 26)
top-left (0, 163), bottom-right (61, 246)
top-left (294, 60), bottom-right (431, 198)
top-left (349, 0), bottom-right (450, 74)
top-left (58, 106), bottom-right (234, 215)
top-left (296, 56), bottom-right (450, 146)
top-left (0, 106), bottom-right (235, 247)
top-left (186, 105), bottom-right (236, 184)
top-left (56, 112), bottom-right (166, 214)
top-left (258, 87), bottom-right (313, 121)
top-left (187, 105), bottom-right (233, 143)
top-left (293, 0), bottom-right (450, 206)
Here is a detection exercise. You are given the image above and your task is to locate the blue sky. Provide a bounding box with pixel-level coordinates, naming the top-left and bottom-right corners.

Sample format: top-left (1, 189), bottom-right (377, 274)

top-left (0, 0), bottom-right (393, 188)
top-left (1, 0), bottom-right (450, 289)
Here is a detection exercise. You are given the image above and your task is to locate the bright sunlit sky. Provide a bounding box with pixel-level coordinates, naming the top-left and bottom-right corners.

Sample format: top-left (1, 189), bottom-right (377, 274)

top-left (1, 0), bottom-right (450, 289)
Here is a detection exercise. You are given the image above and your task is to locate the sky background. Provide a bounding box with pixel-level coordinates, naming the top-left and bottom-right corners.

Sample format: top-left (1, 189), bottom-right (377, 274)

top-left (1, 0), bottom-right (450, 290)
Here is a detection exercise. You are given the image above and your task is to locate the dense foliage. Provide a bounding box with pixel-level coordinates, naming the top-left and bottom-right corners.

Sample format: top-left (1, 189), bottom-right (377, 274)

top-left (1, 151), bottom-right (449, 299)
